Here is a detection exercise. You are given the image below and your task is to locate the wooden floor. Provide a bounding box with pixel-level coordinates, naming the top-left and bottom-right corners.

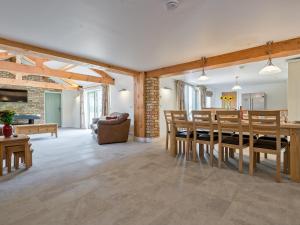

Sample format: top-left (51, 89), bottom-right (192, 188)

top-left (0, 129), bottom-right (300, 225)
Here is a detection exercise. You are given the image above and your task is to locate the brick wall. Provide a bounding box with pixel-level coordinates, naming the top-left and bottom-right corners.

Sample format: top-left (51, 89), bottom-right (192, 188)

top-left (145, 77), bottom-right (160, 138)
top-left (0, 71), bottom-right (60, 123)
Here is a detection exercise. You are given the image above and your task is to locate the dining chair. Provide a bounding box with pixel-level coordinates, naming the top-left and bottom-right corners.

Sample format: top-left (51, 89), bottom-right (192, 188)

top-left (192, 111), bottom-right (218, 165)
top-left (248, 111), bottom-right (290, 182)
top-left (171, 111), bottom-right (192, 159)
top-left (217, 110), bottom-right (250, 173)
top-left (164, 110), bottom-right (172, 151)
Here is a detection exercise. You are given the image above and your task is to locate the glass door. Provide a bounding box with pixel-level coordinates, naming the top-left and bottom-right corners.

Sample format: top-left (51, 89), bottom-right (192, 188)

top-left (86, 89), bottom-right (103, 125)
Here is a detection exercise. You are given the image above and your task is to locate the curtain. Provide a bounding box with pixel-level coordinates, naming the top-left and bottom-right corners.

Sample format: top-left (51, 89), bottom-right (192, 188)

top-left (102, 84), bottom-right (110, 116)
top-left (199, 85), bottom-right (207, 109)
top-left (176, 80), bottom-right (185, 110)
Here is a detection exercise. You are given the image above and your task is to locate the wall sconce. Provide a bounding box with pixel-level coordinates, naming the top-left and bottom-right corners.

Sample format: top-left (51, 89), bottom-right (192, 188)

top-left (119, 88), bottom-right (128, 92)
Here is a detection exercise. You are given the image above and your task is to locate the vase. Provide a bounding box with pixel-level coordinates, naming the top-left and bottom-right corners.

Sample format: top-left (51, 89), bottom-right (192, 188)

top-left (2, 124), bottom-right (13, 138)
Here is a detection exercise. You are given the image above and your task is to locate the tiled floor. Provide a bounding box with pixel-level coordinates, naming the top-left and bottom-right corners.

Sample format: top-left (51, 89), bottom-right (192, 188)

top-left (0, 129), bottom-right (300, 225)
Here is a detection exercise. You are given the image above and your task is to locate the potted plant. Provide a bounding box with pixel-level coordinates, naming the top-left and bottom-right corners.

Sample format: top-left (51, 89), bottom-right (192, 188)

top-left (0, 110), bottom-right (15, 138)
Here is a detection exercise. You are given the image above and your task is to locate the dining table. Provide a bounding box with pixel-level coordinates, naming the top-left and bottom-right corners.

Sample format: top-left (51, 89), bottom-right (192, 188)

top-left (169, 120), bottom-right (300, 183)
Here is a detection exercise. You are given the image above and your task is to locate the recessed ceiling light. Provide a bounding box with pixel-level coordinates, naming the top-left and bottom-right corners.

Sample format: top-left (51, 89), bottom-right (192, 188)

top-left (166, 0), bottom-right (180, 10)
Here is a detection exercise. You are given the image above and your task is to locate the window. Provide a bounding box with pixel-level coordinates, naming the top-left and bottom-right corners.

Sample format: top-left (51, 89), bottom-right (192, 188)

top-left (205, 96), bottom-right (212, 108)
top-left (86, 88), bottom-right (103, 125)
top-left (184, 85), bottom-right (200, 118)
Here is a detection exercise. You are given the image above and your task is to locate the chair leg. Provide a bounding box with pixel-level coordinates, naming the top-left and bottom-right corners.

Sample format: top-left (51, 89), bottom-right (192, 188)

top-left (229, 148), bottom-right (235, 158)
top-left (179, 141), bottom-right (182, 155)
top-left (264, 153), bottom-right (268, 159)
top-left (249, 148), bottom-right (254, 176)
top-left (218, 144), bottom-right (222, 168)
top-left (166, 132), bottom-right (169, 151)
top-left (210, 144), bottom-right (214, 166)
top-left (239, 148), bottom-right (243, 173)
top-left (256, 152), bottom-right (261, 163)
top-left (199, 144), bottom-right (204, 160)
top-left (192, 141), bottom-right (197, 162)
top-left (185, 141), bottom-right (189, 160)
top-left (276, 152), bottom-right (281, 182)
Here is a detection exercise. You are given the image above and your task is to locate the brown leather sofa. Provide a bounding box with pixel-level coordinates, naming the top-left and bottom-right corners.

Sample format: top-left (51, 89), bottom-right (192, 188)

top-left (91, 112), bottom-right (130, 145)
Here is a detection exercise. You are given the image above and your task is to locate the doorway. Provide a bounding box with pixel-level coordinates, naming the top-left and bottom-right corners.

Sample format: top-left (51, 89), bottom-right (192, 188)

top-left (45, 92), bottom-right (62, 126)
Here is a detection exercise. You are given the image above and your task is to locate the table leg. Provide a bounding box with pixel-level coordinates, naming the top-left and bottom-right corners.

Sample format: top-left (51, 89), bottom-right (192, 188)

top-left (25, 142), bottom-right (30, 169)
top-left (290, 129), bottom-right (300, 182)
top-left (0, 144), bottom-right (3, 176)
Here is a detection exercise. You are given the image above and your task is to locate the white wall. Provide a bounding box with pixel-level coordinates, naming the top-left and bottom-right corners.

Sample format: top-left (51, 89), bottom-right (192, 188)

top-left (288, 61), bottom-right (300, 121)
top-left (61, 90), bottom-right (81, 128)
top-left (109, 74), bottom-right (134, 125)
top-left (159, 77), bottom-right (177, 137)
top-left (208, 81), bottom-right (287, 110)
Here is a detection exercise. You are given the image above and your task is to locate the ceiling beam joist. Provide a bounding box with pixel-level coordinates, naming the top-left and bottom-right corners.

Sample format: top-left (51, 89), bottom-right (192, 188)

top-left (146, 37), bottom-right (300, 77)
top-left (0, 61), bottom-right (114, 84)
top-left (0, 37), bottom-right (140, 76)
top-left (91, 68), bottom-right (115, 84)
top-left (0, 77), bottom-right (78, 90)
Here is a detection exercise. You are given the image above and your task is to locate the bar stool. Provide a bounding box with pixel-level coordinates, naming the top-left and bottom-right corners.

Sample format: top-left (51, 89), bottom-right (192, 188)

top-left (217, 110), bottom-right (250, 173)
top-left (171, 111), bottom-right (192, 159)
top-left (249, 111), bottom-right (289, 182)
top-left (192, 111), bottom-right (218, 166)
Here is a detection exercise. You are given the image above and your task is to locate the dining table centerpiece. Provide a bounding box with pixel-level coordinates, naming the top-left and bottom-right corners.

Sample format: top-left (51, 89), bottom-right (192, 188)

top-left (0, 110), bottom-right (15, 138)
top-left (220, 95), bottom-right (234, 110)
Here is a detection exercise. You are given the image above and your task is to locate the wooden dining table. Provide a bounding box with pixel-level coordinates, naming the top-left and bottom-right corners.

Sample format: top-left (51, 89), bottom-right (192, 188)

top-left (170, 120), bottom-right (300, 183)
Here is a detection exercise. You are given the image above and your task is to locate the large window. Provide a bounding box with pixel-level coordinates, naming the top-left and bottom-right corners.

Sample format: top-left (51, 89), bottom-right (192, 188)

top-left (86, 88), bottom-right (103, 125)
top-left (184, 85), bottom-right (201, 118)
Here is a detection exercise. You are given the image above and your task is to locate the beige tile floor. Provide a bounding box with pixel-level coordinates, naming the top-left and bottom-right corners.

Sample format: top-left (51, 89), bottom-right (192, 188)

top-left (0, 129), bottom-right (300, 225)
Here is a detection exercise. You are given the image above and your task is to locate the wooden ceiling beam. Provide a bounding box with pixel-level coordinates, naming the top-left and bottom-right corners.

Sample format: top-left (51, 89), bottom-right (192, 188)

top-left (0, 77), bottom-right (78, 90)
top-left (0, 61), bottom-right (114, 84)
top-left (91, 68), bottom-right (115, 85)
top-left (146, 37), bottom-right (300, 77)
top-left (0, 37), bottom-right (140, 76)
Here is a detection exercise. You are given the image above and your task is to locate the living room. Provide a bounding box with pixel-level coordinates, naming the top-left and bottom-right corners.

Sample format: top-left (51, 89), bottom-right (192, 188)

top-left (2, 1), bottom-right (300, 225)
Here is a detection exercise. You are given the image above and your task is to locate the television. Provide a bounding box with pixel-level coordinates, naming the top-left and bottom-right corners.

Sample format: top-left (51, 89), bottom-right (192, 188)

top-left (0, 88), bottom-right (28, 103)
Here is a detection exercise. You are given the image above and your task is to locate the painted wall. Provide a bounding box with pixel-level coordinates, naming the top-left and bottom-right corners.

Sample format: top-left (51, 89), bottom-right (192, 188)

top-left (288, 61), bottom-right (300, 121)
top-left (109, 74), bottom-right (134, 127)
top-left (61, 90), bottom-right (81, 128)
top-left (159, 77), bottom-right (177, 137)
top-left (207, 81), bottom-right (287, 110)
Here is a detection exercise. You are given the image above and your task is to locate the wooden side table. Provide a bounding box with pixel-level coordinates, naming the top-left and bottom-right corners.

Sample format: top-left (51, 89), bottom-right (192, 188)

top-left (0, 134), bottom-right (30, 176)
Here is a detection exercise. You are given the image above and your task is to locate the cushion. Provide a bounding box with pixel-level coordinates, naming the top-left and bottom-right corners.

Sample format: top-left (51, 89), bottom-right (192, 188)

top-left (176, 131), bottom-right (193, 138)
top-left (222, 136), bottom-right (249, 145)
top-left (106, 116), bottom-right (118, 120)
top-left (196, 133), bottom-right (218, 141)
top-left (254, 139), bottom-right (287, 150)
top-left (258, 135), bottom-right (288, 143)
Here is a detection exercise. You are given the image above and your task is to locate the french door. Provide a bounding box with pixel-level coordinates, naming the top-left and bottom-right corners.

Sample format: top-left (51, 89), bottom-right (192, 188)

top-left (87, 90), bottom-right (102, 125)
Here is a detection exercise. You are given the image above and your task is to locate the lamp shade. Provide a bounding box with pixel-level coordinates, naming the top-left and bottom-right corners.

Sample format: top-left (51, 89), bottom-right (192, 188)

top-left (259, 59), bottom-right (282, 75)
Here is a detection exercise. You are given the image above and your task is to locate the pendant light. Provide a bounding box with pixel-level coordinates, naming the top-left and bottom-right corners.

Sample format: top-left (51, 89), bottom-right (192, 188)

top-left (259, 41), bottom-right (282, 75)
top-left (199, 57), bottom-right (208, 81)
top-left (232, 76), bottom-right (242, 90)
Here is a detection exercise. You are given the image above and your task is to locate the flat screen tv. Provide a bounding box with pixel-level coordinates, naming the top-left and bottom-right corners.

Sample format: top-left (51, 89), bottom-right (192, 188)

top-left (0, 88), bottom-right (28, 103)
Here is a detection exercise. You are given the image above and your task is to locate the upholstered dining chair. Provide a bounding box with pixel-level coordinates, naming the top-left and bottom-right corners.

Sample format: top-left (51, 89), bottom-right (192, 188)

top-left (171, 111), bottom-right (192, 159)
top-left (248, 111), bottom-right (290, 182)
top-left (192, 111), bottom-right (218, 165)
top-left (217, 110), bottom-right (250, 173)
top-left (164, 110), bottom-right (172, 151)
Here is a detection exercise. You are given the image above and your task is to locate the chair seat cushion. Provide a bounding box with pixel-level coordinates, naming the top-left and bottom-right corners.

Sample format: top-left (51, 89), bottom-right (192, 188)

top-left (196, 130), bottom-right (209, 134)
top-left (196, 133), bottom-right (218, 141)
top-left (258, 135), bottom-right (288, 143)
top-left (222, 136), bottom-right (249, 145)
top-left (176, 131), bottom-right (193, 138)
top-left (254, 139), bottom-right (287, 150)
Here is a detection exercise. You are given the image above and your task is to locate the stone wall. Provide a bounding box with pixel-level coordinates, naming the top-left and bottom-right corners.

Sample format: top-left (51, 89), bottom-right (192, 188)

top-left (145, 77), bottom-right (160, 138)
top-left (0, 71), bottom-right (59, 123)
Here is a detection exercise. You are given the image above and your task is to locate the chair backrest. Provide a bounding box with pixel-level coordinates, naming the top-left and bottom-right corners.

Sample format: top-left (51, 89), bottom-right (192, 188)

top-left (192, 110), bottom-right (213, 130)
top-left (248, 110), bottom-right (281, 150)
top-left (171, 111), bottom-right (188, 131)
top-left (164, 110), bottom-right (172, 132)
top-left (217, 110), bottom-right (243, 145)
top-left (192, 110), bottom-right (214, 141)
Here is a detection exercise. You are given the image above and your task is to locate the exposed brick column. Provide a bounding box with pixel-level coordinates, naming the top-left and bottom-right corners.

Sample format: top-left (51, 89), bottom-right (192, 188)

top-left (145, 77), bottom-right (160, 138)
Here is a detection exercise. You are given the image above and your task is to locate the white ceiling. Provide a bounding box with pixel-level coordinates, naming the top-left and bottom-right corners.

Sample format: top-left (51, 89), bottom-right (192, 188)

top-left (170, 55), bottom-right (300, 86)
top-left (0, 0), bottom-right (300, 71)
